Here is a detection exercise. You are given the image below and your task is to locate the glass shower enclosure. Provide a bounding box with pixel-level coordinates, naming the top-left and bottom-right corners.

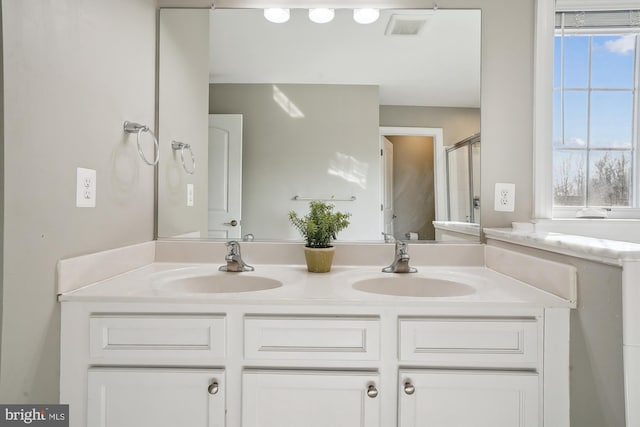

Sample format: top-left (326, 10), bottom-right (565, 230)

top-left (446, 133), bottom-right (480, 223)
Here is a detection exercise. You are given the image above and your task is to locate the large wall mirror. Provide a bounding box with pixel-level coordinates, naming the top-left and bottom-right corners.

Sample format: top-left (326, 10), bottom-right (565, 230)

top-left (157, 7), bottom-right (481, 243)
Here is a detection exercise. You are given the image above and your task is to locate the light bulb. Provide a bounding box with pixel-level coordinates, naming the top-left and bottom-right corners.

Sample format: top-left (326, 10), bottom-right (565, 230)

top-left (264, 8), bottom-right (290, 23)
top-left (353, 8), bottom-right (380, 24)
top-left (309, 8), bottom-right (335, 24)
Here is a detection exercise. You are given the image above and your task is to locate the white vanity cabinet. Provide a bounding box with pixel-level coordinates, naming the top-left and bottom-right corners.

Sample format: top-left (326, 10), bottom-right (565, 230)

top-left (87, 368), bottom-right (225, 427)
top-left (397, 316), bottom-right (542, 427)
top-left (242, 370), bottom-right (380, 427)
top-left (60, 302), bottom-right (567, 427)
top-left (241, 315), bottom-right (382, 427)
top-left (398, 370), bottom-right (539, 427)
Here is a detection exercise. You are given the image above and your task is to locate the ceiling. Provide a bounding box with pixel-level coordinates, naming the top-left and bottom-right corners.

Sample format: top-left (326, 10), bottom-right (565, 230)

top-left (209, 8), bottom-right (481, 108)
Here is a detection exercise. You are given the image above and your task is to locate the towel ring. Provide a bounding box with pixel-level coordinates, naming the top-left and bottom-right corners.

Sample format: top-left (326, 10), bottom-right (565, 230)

top-left (172, 141), bottom-right (196, 175)
top-left (123, 121), bottom-right (159, 166)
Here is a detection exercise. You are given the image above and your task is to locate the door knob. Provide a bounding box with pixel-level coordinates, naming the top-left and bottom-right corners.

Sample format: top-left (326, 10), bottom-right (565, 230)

top-left (404, 381), bottom-right (415, 395)
top-left (208, 381), bottom-right (219, 395)
top-left (224, 220), bottom-right (238, 227)
top-left (366, 384), bottom-right (378, 398)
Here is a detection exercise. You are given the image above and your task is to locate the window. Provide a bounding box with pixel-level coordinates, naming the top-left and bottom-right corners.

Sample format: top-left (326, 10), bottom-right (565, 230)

top-left (552, 10), bottom-right (640, 214)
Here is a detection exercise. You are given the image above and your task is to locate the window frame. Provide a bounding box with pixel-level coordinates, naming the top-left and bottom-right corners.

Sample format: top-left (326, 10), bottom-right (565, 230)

top-left (534, 0), bottom-right (640, 220)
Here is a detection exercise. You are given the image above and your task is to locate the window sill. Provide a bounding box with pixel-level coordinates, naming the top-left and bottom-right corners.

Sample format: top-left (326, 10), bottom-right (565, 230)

top-left (484, 226), bottom-right (640, 266)
top-left (552, 207), bottom-right (640, 220)
top-left (532, 218), bottom-right (640, 243)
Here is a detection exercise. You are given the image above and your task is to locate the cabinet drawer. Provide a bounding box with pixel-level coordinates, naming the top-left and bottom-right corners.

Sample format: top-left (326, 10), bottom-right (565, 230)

top-left (399, 317), bottom-right (538, 367)
top-left (89, 314), bottom-right (225, 361)
top-left (244, 316), bottom-right (380, 361)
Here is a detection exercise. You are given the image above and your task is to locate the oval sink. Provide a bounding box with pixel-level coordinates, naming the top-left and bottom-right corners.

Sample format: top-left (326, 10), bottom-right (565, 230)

top-left (155, 274), bottom-right (282, 294)
top-left (352, 277), bottom-right (475, 297)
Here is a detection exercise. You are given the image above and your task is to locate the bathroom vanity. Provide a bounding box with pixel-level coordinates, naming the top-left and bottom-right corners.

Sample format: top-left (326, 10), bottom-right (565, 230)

top-left (58, 243), bottom-right (575, 427)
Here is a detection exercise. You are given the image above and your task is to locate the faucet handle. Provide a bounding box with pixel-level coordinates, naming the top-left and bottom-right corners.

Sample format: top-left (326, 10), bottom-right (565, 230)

top-left (396, 240), bottom-right (408, 254)
top-left (226, 240), bottom-right (240, 256)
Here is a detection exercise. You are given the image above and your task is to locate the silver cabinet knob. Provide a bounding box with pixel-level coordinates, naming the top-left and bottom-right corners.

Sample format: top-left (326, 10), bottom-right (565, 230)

top-left (208, 381), bottom-right (219, 395)
top-left (404, 381), bottom-right (415, 395)
top-left (224, 220), bottom-right (238, 227)
top-left (367, 384), bottom-right (378, 398)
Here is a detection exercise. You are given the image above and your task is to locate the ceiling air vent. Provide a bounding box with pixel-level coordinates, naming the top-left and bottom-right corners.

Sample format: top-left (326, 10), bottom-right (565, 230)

top-left (385, 13), bottom-right (432, 36)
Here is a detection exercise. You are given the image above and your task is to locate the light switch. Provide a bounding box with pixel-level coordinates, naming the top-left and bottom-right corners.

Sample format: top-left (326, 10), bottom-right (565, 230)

top-left (187, 184), bottom-right (194, 207)
top-left (76, 168), bottom-right (96, 208)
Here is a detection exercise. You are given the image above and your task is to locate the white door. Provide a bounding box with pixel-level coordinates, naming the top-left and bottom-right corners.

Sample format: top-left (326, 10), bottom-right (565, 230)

top-left (87, 368), bottom-right (225, 427)
top-left (399, 370), bottom-right (539, 427)
top-left (382, 137), bottom-right (394, 237)
top-left (242, 370), bottom-right (381, 427)
top-left (209, 114), bottom-right (243, 239)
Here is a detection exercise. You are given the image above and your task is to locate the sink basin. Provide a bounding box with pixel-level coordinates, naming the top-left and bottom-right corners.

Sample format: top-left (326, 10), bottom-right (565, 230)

top-left (155, 274), bottom-right (282, 294)
top-left (352, 276), bottom-right (475, 297)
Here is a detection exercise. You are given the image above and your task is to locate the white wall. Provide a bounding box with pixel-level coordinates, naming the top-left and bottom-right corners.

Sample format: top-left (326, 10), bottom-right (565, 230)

top-left (158, 9), bottom-right (210, 238)
top-left (210, 84), bottom-right (381, 241)
top-left (2, 0), bottom-right (157, 402)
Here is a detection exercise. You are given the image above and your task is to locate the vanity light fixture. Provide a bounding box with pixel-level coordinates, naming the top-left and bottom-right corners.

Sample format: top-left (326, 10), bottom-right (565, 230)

top-left (353, 8), bottom-right (380, 24)
top-left (264, 8), bottom-right (290, 23)
top-left (263, 8), bottom-right (379, 25)
top-left (309, 8), bottom-right (335, 24)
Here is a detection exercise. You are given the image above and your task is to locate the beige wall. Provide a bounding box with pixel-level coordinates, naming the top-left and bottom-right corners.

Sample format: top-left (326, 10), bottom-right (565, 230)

top-left (209, 84), bottom-right (381, 241)
top-left (1, 0), bottom-right (157, 402)
top-left (380, 106), bottom-right (480, 147)
top-left (386, 136), bottom-right (435, 240)
top-left (0, 1), bottom-right (4, 370)
top-left (158, 9), bottom-right (209, 238)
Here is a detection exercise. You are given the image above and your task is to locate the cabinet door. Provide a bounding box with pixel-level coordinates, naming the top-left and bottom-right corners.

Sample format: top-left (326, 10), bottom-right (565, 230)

top-left (399, 370), bottom-right (538, 427)
top-left (87, 368), bottom-right (225, 427)
top-left (242, 370), bottom-right (380, 427)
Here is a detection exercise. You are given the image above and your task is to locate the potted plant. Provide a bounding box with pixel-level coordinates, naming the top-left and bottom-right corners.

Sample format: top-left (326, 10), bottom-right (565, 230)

top-left (288, 201), bottom-right (351, 273)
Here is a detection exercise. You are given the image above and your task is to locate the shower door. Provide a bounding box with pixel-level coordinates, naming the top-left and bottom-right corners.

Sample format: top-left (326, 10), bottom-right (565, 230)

top-left (446, 134), bottom-right (480, 223)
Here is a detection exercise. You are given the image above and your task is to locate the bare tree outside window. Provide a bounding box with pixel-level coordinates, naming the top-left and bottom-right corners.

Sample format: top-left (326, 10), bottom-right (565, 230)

top-left (589, 151), bottom-right (631, 206)
top-left (553, 153), bottom-right (585, 206)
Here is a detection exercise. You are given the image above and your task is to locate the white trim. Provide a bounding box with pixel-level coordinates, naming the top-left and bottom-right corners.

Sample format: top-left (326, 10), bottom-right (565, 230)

top-left (533, 0), bottom-right (556, 219)
top-left (556, 0), bottom-right (640, 11)
top-left (543, 308), bottom-right (572, 427)
top-left (534, 0), bottom-right (640, 221)
top-left (379, 127), bottom-right (446, 224)
top-left (553, 207), bottom-right (640, 219)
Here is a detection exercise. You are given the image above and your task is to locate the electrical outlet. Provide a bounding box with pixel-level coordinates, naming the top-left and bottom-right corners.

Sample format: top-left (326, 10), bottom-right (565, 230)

top-left (76, 168), bottom-right (96, 208)
top-left (494, 183), bottom-right (515, 212)
top-left (187, 184), bottom-right (194, 207)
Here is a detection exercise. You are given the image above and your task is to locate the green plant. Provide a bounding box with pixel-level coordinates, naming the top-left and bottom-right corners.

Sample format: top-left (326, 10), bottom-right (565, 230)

top-left (288, 201), bottom-right (351, 248)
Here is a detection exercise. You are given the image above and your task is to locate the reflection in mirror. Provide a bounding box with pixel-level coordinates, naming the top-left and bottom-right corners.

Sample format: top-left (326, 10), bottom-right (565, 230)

top-left (446, 134), bottom-right (480, 223)
top-left (157, 7), bottom-right (481, 242)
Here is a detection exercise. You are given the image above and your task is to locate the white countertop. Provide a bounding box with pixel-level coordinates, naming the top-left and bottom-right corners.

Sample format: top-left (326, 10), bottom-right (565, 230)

top-left (59, 262), bottom-right (572, 308)
top-left (484, 227), bottom-right (640, 266)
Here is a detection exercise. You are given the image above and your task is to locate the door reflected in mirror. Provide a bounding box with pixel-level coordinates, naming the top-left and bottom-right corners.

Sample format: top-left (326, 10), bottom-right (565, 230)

top-left (157, 8), bottom-right (481, 243)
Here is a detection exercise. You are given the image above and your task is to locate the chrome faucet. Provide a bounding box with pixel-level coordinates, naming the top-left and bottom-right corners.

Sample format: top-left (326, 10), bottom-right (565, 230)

top-left (219, 241), bottom-right (254, 272)
top-left (382, 241), bottom-right (417, 273)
